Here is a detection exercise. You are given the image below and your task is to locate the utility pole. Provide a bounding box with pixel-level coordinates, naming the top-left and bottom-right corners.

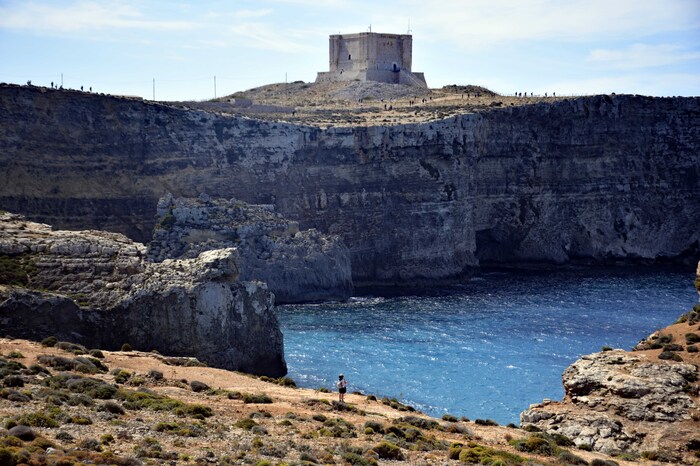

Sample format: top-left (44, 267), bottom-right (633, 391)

top-left (214, 75), bottom-right (217, 99)
top-left (152, 78), bottom-right (155, 100)
top-left (285, 72), bottom-right (288, 104)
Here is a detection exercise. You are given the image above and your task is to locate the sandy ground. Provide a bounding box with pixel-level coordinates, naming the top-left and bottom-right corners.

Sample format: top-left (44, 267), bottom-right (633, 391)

top-left (0, 336), bottom-right (649, 465)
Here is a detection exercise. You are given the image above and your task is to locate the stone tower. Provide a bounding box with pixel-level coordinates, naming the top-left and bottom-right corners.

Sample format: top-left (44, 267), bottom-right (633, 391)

top-left (316, 32), bottom-right (427, 87)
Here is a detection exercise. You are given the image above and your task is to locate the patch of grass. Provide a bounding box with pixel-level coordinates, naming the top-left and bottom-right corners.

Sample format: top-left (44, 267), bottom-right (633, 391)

top-left (69, 415), bottom-right (93, 425)
top-left (234, 418), bottom-right (258, 430)
top-left (318, 417), bottom-right (356, 438)
top-left (43, 373), bottom-right (117, 399)
top-left (372, 441), bottom-right (404, 461)
top-left (686, 333), bottom-right (700, 344)
top-left (56, 341), bottom-right (87, 354)
top-left (98, 400), bottom-right (125, 415)
top-left (116, 388), bottom-right (213, 418)
top-left (510, 433), bottom-right (560, 456)
top-left (154, 421), bottom-right (204, 437)
top-left (364, 421), bottom-right (384, 434)
top-left (441, 413), bottom-right (458, 422)
top-left (397, 416), bottom-right (440, 430)
top-left (658, 351), bottom-right (683, 362)
top-left (381, 397), bottom-right (415, 412)
top-left (36, 355), bottom-right (106, 374)
top-left (0, 254), bottom-right (37, 286)
top-left (14, 409), bottom-right (63, 428)
top-left (591, 459), bottom-right (621, 466)
top-left (259, 375), bottom-right (297, 388)
top-left (457, 441), bottom-right (525, 465)
top-left (41, 336), bottom-right (58, 347)
top-left (558, 450), bottom-right (588, 465)
top-left (474, 418), bottom-right (499, 426)
top-left (242, 393), bottom-right (272, 404)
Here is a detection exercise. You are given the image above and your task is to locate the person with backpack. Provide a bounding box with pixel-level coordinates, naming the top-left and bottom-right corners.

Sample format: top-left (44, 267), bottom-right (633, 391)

top-left (337, 374), bottom-right (347, 402)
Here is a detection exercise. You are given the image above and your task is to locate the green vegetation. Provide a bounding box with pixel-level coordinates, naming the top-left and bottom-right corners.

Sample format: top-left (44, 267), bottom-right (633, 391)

top-left (37, 354), bottom-right (107, 374)
top-left (318, 417), bottom-right (356, 438)
top-left (397, 416), bottom-right (440, 430)
top-left (508, 432), bottom-right (578, 461)
top-left (13, 409), bottom-right (62, 428)
top-left (189, 380), bottom-right (209, 392)
top-left (441, 413), bottom-right (458, 422)
top-left (373, 441), bottom-right (404, 461)
top-left (381, 397), bottom-right (415, 412)
top-left (43, 373), bottom-right (117, 399)
top-left (234, 418), bottom-right (258, 430)
top-left (474, 418), bottom-right (499, 426)
top-left (0, 254), bottom-right (37, 286)
top-left (154, 421), bottom-right (204, 437)
top-left (456, 442), bottom-right (525, 465)
top-left (41, 336), bottom-right (58, 347)
top-left (258, 375), bottom-right (297, 388)
top-left (117, 388), bottom-right (212, 418)
top-left (658, 351), bottom-right (683, 362)
top-left (686, 333), bottom-right (700, 344)
top-left (241, 393), bottom-right (273, 404)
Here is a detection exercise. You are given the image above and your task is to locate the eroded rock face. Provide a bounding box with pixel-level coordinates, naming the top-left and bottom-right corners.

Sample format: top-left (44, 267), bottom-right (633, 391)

top-left (0, 212), bottom-right (286, 376)
top-left (521, 350), bottom-right (698, 457)
top-left (2, 86), bottom-right (697, 284)
top-left (147, 194), bottom-right (352, 303)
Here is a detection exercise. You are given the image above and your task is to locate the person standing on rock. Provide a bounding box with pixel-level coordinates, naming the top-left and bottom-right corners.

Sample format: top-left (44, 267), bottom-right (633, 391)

top-left (337, 374), bottom-right (347, 402)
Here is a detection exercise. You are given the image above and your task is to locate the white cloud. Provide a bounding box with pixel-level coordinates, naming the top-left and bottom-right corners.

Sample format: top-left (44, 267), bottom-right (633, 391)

top-left (233, 8), bottom-right (273, 19)
top-left (587, 43), bottom-right (700, 70)
top-left (383, 0), bottom-right (700, 50)
top-left (230, 22), bottom-right (319, 53)
top-left (0, 1), bottom-right (196, 34)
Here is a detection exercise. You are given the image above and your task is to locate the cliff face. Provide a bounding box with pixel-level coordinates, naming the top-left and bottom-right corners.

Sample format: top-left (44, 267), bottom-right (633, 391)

top-left (1, 85), bottom-right (698, 284)
top-left (148, 194), bottom-right (353, 303)
top-left (0, 212), bottom-right (286, 376)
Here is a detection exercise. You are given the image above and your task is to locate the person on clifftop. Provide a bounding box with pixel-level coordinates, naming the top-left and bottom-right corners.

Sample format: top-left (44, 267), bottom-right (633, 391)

top-left (337, 374), bottom-right (347, 402)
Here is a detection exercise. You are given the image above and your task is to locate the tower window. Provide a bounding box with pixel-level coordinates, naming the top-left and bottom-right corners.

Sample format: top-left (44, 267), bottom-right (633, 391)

top-left (348, 54), bottom-right (351, 60)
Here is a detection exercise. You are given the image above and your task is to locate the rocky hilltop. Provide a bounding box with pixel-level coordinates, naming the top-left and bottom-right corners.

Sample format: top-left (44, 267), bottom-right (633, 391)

top-left (0, 212), bottom-right (286, 376)
top-left (0, 84), bottom-right (698, 285)
top-left (521, 262), bottom-right (700, 464)
top-left (148, 194), bottom-right (352, 303)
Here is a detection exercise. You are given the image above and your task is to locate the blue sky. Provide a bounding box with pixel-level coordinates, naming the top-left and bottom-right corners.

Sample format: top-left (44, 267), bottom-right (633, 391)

top-left (1, 0), bottom-right (699, 101)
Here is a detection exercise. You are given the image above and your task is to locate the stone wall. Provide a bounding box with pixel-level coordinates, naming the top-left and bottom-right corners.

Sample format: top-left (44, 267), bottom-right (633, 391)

top-left (0, 85), bottom-right (698, 285)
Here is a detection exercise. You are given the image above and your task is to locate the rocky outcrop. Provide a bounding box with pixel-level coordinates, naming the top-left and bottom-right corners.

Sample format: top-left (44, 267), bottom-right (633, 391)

top-left (0, 85), bottom-right (698, 285)
top-left (521, 351), bottom-right (698, 456)
top-left (521, 262), bottom-right (700, 463)
top-left (0, 212), bottom-right (286, 376)
top-left (147, 194), bottom-right (352, 303)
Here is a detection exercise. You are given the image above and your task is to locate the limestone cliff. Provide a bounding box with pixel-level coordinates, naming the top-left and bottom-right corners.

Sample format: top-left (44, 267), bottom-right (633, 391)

top-left (0, 212), bottom-right (286, 376)
top-left (147, 194), bottom-right (352, 303)
top-left (0, 85), bottom-right (698, 285)
top-left (520, 263), bottom-right (700, 463)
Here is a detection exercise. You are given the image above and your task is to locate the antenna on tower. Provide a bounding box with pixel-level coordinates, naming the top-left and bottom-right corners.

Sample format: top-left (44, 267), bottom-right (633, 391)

top-left (407, 19), bottom-right (412, 34)
top-left (368, 24), bottom-right (371, 32)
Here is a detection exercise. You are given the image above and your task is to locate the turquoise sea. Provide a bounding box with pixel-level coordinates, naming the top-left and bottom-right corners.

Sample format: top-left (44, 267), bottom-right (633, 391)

top-left (276, 268), bottom-right (698, 425)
